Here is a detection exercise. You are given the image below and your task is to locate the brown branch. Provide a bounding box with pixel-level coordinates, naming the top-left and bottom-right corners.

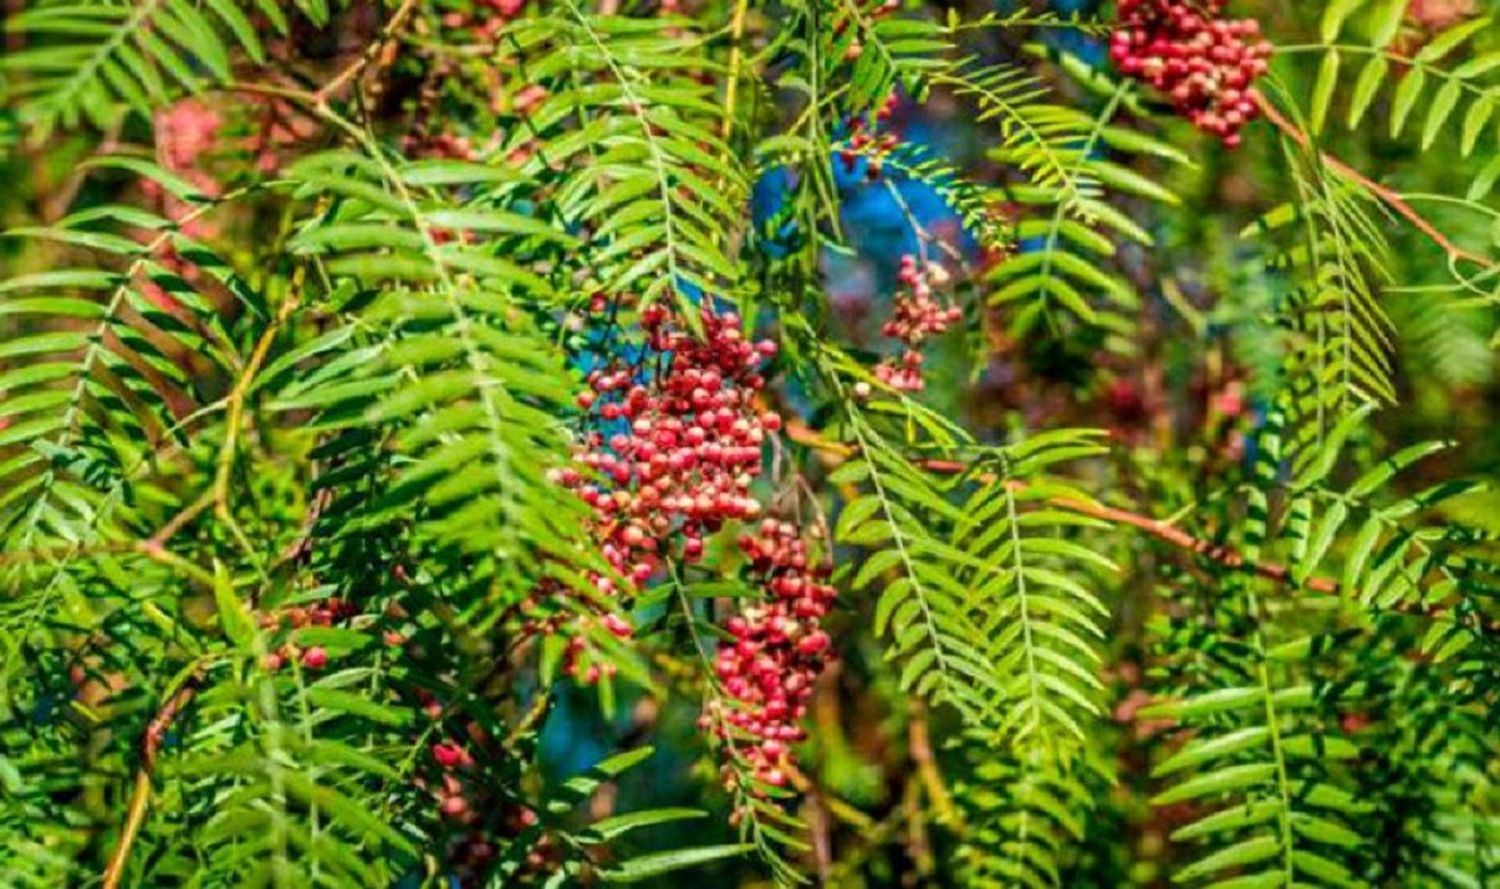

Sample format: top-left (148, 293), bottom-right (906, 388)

top-left (314, 0), bottom-right (421, 103)
top-left (0, 490), bottom-right (214, 574)
top-left (142, 491), bottom-right (214, 553)
top-left (913, 455), bottom-right (1341, 588)
top-left (780, 420), bottom-right (1498, 629)
top-left (1050, 491), bottom-right (1337, 593)
top-left (101, 671), bottom-right (204, 889)
top-left (1252, 90), bottom-right (1498, 275)
top-left (907, 702), bottom-right (959, 826)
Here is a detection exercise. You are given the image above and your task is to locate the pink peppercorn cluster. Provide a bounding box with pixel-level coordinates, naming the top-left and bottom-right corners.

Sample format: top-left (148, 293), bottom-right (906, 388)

top-left (874, 254), bottom-right (962, 392)
top-left (839, 93), bottom-right (901, 181)
top-left (554, 304), bottom-right (781, 597)
top-left (556, 611), bottom-right (633, 683)
top-left (417, 713), bottom-right (557, 879)
top-left (555, 300), bottom-right (841, 791)
top-left (155, 99), bottom-right (222, 178)
top-left (258, 598), bottom-right (361, 672)
top-left (1407, 0), bottom-right (1478, 31)
top-left (1110, 0), bottom-right (1273, 148)
top-left (703, 520), bottom-right (836, 790)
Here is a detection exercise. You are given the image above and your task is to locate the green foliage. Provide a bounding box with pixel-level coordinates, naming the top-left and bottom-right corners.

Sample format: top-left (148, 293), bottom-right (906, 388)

top-left (1140, 407), bottom-right (1500, 886)
top-left (1, 1), bottom-right (1498, 886)
top-left (975, 53), bottom-right (1183, 350)
top-left (1308, 3), bottom-right (1500, 200)
top-left (506, 5), bottom-right (748, 318)
top-left (2, 0), bottom-right (278, 139)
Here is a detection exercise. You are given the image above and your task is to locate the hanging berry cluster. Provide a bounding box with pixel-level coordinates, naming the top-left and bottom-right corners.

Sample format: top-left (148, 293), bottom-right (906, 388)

top-left (704, 520), bottom-right (837, 790)
top-left (875, 254), bottom-right (962, 392)
top-left (413, 692), bottom-right (559, 881)
top-left (1110, 0), bottom-right (1273, 148)
top-left (258, 597), bottom-right (362, 672)
top-left (839, 93), bottom-right (901, 181)
top-left (557, 304), bottom-right (781, 598)
top-left (558, 300), bottom-right (839, 790)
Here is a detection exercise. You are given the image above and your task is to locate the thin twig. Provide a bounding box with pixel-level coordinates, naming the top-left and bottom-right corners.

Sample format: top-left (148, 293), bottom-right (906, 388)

top-left (1253, 91), bottom-right (1498, 276)
top-left (101, 670), bottom-right (205, 889)
top-left (314, 0), bottom-right (421, 102)
top-left (502, 691), bottom-right (552, 749)
top-left (212, 270), bottom-right (304, 560)
top-left (781, 418), bottom-right (1496, 629)
top-left (908, 702), bottom-right (958, 826)
top-left (1, 489), bottom-right (217, 588)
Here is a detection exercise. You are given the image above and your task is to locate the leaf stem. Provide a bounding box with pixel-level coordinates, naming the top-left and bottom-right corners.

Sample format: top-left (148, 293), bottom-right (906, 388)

top-left (780, 416), bottom-right (1500, 631)
top-left (720, 0), bottom-right (750, 141)
top-left (1252, 90), bottom-right (1498, 277)
top-left (101, 667), bottom-right (206, 889)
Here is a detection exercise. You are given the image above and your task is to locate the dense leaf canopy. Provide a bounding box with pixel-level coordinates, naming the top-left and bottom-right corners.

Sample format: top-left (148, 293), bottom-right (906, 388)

top-left (0, 0), bottom-right (1497, 886)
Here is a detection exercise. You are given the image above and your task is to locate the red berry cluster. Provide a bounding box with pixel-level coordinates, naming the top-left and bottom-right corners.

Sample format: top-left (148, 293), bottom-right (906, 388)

top-left (139, 99), bottom-right (224, 308)
top-left (875, 254), bottom-right (962, 392)
top-left (258, 598), bottom-right (361, 672)
top-left (424, 734), bottom-right (485, 824)
top-left (554, 305), bottom-right (780, 600)
top-left (413, 704), bottom-right (557, 882)
top-left (556, 301), bottom-right (841, 792)
top-left (703, 520), bottom-right (836, 789)
top-left (155, 99), bottom-right (221, 180)
top-left (244, 94), bottom-right (320, 173)
top-left (557, 611), bottom-right (633, 683)
top-left (839, 93), bottom-right (900, 180)
top-left (403, 132), bottom-right (483, 161)
top-left (1110, 0), bottom-right (1273, 148)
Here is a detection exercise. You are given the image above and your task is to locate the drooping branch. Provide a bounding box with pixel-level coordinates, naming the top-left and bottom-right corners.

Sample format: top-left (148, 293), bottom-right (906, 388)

top-left (913, 455), bottom-right (1340, 594)
top-left (1252, 90), bottom-right (1499, 276)
top-left (783, 417), bottom-right (1497, 631)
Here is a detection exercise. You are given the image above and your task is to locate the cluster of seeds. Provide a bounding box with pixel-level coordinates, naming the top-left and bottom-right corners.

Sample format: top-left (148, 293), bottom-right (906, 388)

top-left (1110, 0), bottom-right (1273, 147)
top-left (232, 580), bottom-right (553, 880)
top-left (258, 598), bottom-right (362, 672)
top-left (875, 254), bottom-right (962, 392)
top-left (554, 305), bottom-right (780, 602)
top-left (838, 93), bottom-right (900, 180)
top-left (155, 99), bottom-right (221, 182)
top-left (704, 520), bottom-right (837, 789)
top-left (555, 301), bottom-right (840, 788)
top-left (557, 612), bottom-right (633, 683)
top-left (244, 94), bottom-right (320, 173)
top-left (403, 131), bottom-right (484, 161)
top-left (412, 698), bottom-right (557, 881)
